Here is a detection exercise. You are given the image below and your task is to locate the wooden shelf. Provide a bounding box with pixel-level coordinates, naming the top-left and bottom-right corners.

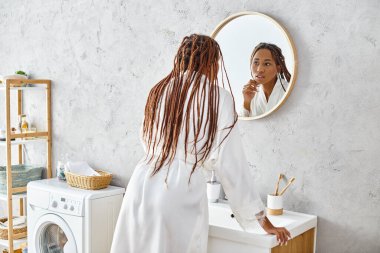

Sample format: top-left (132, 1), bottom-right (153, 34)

top-left (0, 138), bottom-right (47, 147)
top-left (0, 237), bottom-right (27, 249)
top-left (0, 86), bottom-right (46, 91)
top-left (1, 78), bottom-right (52, 252)
top-left (0, 192), bottom-right (27, 202)
top-left (1, 79), bottom-right (50, 86)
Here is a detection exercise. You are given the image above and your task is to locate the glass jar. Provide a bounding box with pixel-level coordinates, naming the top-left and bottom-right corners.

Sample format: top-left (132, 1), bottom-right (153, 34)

top-left (56, 161), bottom-right (66, 181)
top-left (21, 115), bottom-right (29, 131)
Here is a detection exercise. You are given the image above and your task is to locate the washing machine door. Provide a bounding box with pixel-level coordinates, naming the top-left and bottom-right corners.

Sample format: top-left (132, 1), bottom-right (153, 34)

top-left (33, 213), bottom-right (77, 253)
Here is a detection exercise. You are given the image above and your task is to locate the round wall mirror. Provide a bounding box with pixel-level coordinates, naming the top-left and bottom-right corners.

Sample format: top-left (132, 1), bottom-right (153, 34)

top-left (211, 12), bottom-right (297, 120)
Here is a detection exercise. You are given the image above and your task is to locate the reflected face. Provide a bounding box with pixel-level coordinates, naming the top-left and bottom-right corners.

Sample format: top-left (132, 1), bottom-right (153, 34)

top-left (251, 49), bottom-right (279, 85)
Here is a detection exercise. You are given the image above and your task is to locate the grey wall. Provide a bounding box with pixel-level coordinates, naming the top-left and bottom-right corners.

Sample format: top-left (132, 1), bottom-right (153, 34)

top-left (1, 0), bottom-right (379, 252)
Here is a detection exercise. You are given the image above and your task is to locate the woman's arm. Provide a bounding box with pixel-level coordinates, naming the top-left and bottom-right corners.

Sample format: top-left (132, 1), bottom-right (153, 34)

top-left (258, 215), bottom-right (291, 245)
top-left (205, 91), bottom-right (291, 245)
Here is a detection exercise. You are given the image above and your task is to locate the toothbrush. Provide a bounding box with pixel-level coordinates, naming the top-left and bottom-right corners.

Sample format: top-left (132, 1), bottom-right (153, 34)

top-left (274, 174), bottom-right (284, 196)
top-left (279, 177), bottom-right (295, 196)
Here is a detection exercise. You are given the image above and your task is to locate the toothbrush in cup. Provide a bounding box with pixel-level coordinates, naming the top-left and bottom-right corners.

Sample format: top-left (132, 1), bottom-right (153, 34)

top-left (274, 173), bottom-right (284, 196)
top-left (279, 177), bottom-right (296, 196)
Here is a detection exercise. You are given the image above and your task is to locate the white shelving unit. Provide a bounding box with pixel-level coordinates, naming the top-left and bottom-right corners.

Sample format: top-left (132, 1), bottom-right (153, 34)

top-left (1, 79), bottom-right (52, 253)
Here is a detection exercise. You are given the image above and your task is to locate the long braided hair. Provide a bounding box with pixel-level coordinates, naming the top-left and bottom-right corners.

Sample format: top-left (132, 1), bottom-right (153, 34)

top-left (143, 34), bottom-right (237, 181)
top-left (250, 43), bottom-right (291, 92)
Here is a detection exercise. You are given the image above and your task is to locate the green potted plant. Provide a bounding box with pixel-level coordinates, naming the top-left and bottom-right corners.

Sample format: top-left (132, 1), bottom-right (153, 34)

top-left (15, 70), bottom-right (28, 77)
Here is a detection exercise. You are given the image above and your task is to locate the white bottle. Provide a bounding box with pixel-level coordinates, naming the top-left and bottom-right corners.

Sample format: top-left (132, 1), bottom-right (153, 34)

top-left (207, 170), bottom-right (221, 203)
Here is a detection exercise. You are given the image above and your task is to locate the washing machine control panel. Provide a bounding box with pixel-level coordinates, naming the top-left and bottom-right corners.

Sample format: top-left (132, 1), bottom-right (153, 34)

top-left (49, 194), bottom-right (83, 216)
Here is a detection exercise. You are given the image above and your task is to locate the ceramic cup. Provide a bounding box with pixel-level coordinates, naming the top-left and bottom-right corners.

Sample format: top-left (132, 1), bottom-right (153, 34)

top-left (267, 194), bottom-right (283, 215)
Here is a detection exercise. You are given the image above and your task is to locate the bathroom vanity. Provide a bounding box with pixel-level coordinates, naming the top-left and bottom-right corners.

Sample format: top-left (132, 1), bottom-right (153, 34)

top-left (208, 203), bottom-right (317, 253)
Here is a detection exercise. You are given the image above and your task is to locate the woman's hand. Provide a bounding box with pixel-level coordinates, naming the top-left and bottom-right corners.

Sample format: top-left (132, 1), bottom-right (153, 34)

top-left (259, 216), bottom-right (291, 246)
top-left (242, 79), bottom-right (259, 111)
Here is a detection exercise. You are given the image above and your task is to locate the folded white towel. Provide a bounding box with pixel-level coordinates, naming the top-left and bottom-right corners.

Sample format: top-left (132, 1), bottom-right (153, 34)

top-left (0, 216), bottom-right (27, 228)
top-left (65, 161), bottom-right (100, 176)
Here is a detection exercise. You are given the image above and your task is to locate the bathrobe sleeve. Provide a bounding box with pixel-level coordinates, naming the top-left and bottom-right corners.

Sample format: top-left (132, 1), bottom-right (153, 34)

top-left (204, 91), bottom-right (266, 230)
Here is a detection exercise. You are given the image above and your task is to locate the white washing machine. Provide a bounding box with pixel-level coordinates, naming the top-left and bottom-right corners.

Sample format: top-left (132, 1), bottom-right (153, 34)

top-left (27, 178), bottom-right (125, 253)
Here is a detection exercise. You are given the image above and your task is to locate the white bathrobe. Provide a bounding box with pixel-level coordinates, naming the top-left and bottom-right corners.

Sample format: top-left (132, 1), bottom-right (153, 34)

top-left (241, 78), bottom-right (288, 117)
top-left (111, 75), bottom-right (265, 253)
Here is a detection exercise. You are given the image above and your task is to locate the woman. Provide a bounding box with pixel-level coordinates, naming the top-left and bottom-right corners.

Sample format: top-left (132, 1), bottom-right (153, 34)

top-left (241, 43), bottom-right (291, 117)
top-left (111, 34), bottom-right (290, 253)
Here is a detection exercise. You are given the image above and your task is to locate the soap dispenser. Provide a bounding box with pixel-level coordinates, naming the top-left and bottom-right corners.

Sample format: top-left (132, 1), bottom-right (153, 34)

top-left (207, 170), bottom-right (221, 203)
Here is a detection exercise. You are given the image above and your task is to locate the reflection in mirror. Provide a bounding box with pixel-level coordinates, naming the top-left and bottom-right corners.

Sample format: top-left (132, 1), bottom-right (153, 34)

top-left (212, 12), bottom-right (297, 120)
top-left (242, 43), bottom-right (291, 117)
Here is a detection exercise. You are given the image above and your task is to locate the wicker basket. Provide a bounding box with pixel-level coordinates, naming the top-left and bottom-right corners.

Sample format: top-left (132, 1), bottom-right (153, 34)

top-left (65, 170), bottom-right (112, 190)
top-left (0, 217), bottom-right (27, 240)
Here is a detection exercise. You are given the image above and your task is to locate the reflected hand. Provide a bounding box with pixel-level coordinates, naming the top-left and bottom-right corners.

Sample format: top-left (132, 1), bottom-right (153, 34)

top-left (242, 79), bottom-right (259, 111)
top-left (259, 216), bottom-right (291, 246)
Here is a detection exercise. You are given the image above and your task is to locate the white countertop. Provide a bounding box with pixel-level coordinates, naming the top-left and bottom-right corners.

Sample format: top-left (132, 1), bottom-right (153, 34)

top-left (208, 202), bottom-right (317, 248)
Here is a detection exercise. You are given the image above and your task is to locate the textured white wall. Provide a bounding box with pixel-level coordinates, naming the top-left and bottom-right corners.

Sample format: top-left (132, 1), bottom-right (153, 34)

top-left (0, 0), bottom-right (379, 252)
